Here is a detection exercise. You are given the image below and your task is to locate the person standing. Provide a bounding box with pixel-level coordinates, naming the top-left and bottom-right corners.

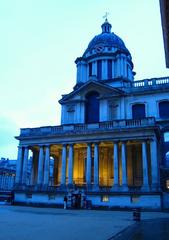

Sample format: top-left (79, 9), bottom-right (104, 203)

top-left (63, 195), bottom-right (67, 209)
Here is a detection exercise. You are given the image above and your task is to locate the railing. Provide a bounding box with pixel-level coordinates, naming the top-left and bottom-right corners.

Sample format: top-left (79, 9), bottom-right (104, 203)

top-left (20, 117), bottom-right (155, 137)
top-left (132, 76), bottom-right (169, 88)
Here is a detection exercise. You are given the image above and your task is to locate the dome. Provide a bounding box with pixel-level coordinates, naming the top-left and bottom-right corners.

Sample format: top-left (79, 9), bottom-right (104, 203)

top-left (83, 19), bottom-right (130, 57)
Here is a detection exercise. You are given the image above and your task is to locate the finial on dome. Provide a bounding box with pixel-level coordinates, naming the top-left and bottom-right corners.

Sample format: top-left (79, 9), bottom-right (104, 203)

top-left (101, 12), bottom-right (112, 33)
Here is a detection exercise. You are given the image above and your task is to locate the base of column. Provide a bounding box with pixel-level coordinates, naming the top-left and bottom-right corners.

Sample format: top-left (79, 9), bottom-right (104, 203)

top-left (60, 184), bottom-right (67, 190)
top-left (120, 184), bottom-right (128, 192)
top-left (67, 183), bottom-right (74, 189)
top-left (141, 185), bottom-right (150, 192)
top-left (111, 184), bottom-right (120, 192)
top-left (86, 184), bottom-right (92, 191)
top-left (151, 184), bottom-right (160, 192)
top-left (93, 184), bottom-right (99, 191)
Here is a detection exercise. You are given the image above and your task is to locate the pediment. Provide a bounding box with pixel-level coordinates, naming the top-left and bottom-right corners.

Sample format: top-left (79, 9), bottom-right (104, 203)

top-left (59, 80), bottom-right (124, 104)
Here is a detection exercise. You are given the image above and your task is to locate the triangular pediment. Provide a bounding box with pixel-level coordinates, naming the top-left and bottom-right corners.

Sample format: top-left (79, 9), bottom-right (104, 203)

top-left (59, 80), bottom-right (124, 104)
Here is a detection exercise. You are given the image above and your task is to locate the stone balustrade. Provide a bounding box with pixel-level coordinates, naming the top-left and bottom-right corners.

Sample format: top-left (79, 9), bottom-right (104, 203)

top-left (20, 117), bottom-right (155, 137)
top-left (132, 76), bottom-right (169, 88)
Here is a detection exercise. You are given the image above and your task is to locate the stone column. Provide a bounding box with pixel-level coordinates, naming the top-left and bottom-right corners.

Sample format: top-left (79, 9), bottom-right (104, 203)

top-left (15, 146), bottom-right (23, 184)
top-left (121, 142), bottom-right (128, 191)
top-left (86, 143), bottom-right (92, 187)
top-left (112, 60), bottom-right (115, 78)
top-left (22, 146), bottom-right (29, 184)
top-left (117, 56), bottom-right (121, 77)
top-left (94, 143), bottom-right (99, 190)
top-left (44, 145), bottom-right (50, 186)
top-left (60, 144), bottom-right (67, 187)
top-left (68, 144), bottom-right (74, 187)
top-left (102, 60), bottom-right (107, 80)
top-left (142, 141), bottom-right (149, 191)
top-left (150, 138), bottom-right (159, 191)
top-left (37, 146), bottom-right (44, 185)
top-left (120, 55), bottom-right (124, 77)
top-left (93, 61), bottom-right (97, 76)
top-left (112, 142), bottom-right (119, 190)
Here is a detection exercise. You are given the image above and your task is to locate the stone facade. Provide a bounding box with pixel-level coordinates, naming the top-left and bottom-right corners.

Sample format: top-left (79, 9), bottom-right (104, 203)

top-left (14, 19), bottom-right (169, 209)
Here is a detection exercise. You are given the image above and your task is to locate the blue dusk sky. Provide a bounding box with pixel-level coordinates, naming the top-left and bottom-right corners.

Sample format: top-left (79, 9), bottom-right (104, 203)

top-left (0, 0), bottom-right (169, 159)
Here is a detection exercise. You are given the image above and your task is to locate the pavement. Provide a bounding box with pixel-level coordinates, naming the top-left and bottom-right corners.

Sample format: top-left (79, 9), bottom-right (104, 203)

top-left (0, 205), bottom-right (169, 240)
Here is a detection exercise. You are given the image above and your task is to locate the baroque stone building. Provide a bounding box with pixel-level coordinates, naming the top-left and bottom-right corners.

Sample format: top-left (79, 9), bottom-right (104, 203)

top-left (14, 19), bottom-right (169, 209)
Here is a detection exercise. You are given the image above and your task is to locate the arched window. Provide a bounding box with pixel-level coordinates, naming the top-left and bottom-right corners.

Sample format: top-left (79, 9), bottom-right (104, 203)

top-left (132, 104), bottom-right (145, 119)
top-left (159, 101), bottom-right (169, 119)
top-left (85, 91), bottom-right (100, 123)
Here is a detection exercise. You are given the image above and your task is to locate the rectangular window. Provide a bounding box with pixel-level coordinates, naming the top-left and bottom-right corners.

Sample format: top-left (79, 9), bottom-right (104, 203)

top-left (166, 180), bottom-right (169, 189)
top-left (107, 60), bottom-right (112, 79)
top-left (89, 62), bottom-right (92, 76)
top-left (97, 60), bottom-right (102, 80)
top-left (131, 195), bottom-right (139, 203)
top-left (101, 195), bottom-right (109, 202)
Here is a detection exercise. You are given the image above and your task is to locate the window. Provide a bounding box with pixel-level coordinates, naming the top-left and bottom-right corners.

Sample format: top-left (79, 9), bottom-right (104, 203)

top-left (159, 101), bottom-right (169, 119)
top-left (166, 180), bottom-right (169, 189)
top-left (132, 104), bottom-right (146, 119)
top-left (85, 91), bottom-right (99, 123)
top-left (101, 195), bottom-right (109, 202)
top-left (97, 60), bottom-right (102, 80)
top-left (89, 62), bottom-right (92, 76)
top-left (107, 59), bottom-right (112, 79)
top-left (164, 132), bottom-right (169, 142)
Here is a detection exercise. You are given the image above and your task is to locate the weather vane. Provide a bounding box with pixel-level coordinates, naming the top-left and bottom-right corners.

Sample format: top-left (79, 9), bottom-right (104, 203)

top-left (103, 12), bottom-right (109, 21)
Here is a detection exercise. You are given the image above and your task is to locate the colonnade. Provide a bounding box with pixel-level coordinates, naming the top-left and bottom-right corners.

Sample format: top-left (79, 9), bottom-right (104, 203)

top-left (15, 139), bottom-right (159, 191)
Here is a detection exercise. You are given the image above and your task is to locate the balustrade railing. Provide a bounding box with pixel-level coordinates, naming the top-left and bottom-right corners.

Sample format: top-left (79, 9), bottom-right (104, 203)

top-left (20, 117), bottom-right (155, 137)
top-left (132, 76), bottom-right (169, 88)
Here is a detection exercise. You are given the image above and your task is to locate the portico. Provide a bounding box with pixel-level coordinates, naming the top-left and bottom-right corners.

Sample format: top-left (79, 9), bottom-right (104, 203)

top-left (15, 123), bottom-right (159, 193)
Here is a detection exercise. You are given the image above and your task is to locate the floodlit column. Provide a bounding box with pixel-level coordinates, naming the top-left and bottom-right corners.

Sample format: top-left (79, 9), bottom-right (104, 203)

top-left (150, 138), bottom-right (159, 191)
top-left (37, 146), bottom-right (44, 185)
top-left (68, 144), bottom-right (74, 186)
top-left (86, 143), bottom-right (92, 186)
top-left (94, 143), bottom-right (99, 189)
top-left (44, 145), bottom-right (50, 185)
top-left (121, 142), bottom-right (128, 190)
top-left (112, 142), bottom-right (119, 190)
top-left (60, 144), bottom-right (67, 186)
top-left (15, 146), bottom-right (23, 184)
top-left (22, 146), bottom-right (29, 184)
top-left (142, 141), bottom-right (149, 191)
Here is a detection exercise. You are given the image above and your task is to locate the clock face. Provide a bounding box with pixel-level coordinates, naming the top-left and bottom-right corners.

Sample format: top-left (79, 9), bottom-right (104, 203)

top-left (94, 45), bottom-right (104, 53)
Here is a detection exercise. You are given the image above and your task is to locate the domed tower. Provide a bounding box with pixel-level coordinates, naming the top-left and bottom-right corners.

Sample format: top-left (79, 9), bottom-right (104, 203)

top-left (75, 19), bottom-right (134, 88)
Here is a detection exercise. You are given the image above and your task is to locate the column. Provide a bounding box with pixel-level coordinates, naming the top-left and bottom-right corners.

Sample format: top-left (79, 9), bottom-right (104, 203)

top-left (60, 144), bottom-right (67, 186)
top-left (86, 143), bottom-right (92, 186)
top-left (44, 145), bottom-right (50, 185)
top-left (120, 55), bottom-right (124, 77)
top-left (68, 144), bottom-right (74, 186)
top-left (93, 61), bottom-right (97, 76)
top-left (142, 141), bottom-right (149, 191)
top-left (37, 146), bottom-right (44, 185)
top-left (112, 142), bottom-right (119, 190)
top-left (112, 60), bottom-right (115, 78)
top-left (124, 55), bottom-right (127, 78)
top-left (102, 60), bottom-right (107, 80)
top-left (121, 142), bottom-right (128, 190)
top-left (150, 138), bottom-right (159, 191)
top-left (94, 143), bottom-right (99, 189)
top-left (117, 56), bottom-right (121, 77)
top-left (22, 146), bottom-right (29, 184)
top-left (15, 146), bottom-right (23, 184)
